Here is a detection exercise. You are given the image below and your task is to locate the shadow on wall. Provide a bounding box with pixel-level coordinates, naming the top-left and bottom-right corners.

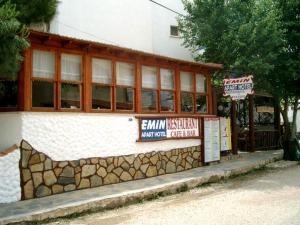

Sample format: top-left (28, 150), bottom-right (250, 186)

top-left (20, 140), bottom-right (202, 200)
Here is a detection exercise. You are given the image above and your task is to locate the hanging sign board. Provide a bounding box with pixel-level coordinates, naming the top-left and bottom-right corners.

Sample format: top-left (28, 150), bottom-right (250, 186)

top-left (204, 117), bottom-right (220, 162)
top-left (223, 75), bottom-right (254, 100)
top-left (220, 117), bottom-right (232, 151)
top-left (139, 117), bottom-right (200, 141)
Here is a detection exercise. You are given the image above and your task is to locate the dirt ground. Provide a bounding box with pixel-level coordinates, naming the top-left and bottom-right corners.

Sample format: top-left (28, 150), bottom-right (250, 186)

top-left (46, 164), bottom-right (300, 225)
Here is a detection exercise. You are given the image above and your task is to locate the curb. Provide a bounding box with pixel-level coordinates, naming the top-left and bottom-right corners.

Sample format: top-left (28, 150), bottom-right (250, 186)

top-left (0, 151), bottom-right (283, 225)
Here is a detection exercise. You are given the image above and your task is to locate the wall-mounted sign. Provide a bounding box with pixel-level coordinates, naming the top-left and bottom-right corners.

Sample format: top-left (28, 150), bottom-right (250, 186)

top-left (220, 117), bottom-right (232, 151)
top-left (256, 106), bottom-right (274, 113)
top-left (204, 117), bottom-right (220, 162)
top-left (223, 75), bottom-right (254, 100)
top-left (139, 117), bottom-right (199, 141)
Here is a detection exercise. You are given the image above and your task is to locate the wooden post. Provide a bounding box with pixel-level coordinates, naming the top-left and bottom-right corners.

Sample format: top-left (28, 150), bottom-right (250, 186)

top-left (249, 94), bottom-right (255, 152)
top-left (212, 86), bottom-right (217, 115)
top-left (231, 100), bottom-right (238, 155)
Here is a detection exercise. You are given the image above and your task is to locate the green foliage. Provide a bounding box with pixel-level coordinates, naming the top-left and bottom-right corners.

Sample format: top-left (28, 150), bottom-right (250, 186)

top-left (9, 0), bottom-right (59, 25)
top-left (0, 1), bottom-right (28, 78)
top-left (179, 0), bottom-right (284, 85)
top-left (0, 0), bottom-right (58, 78)
top-left (179, 0), bottom-right (300, 159)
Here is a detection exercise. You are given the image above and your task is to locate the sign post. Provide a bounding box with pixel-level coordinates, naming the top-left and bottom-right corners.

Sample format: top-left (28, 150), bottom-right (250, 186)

top-left (223, 75), bottom-right (254, 154)
top-left (223, 75), bottom-right (254, 100)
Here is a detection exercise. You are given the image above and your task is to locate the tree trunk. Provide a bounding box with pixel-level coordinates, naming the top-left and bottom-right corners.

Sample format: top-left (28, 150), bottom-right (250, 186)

top-left (281, 97), bottom-right (300, 160)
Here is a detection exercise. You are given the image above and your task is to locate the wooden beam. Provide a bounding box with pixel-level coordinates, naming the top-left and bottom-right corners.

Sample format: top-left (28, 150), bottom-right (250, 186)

top-left (41, 35), bottom-right (51, 44)
top-left (61, 40), bottom-right (72, 48)
top-left (231, 100), bottom-right (238, 155)
top-left (80, 43), bottom-right (92, 52)
top-left (248, 94), bottom-right (255, 152)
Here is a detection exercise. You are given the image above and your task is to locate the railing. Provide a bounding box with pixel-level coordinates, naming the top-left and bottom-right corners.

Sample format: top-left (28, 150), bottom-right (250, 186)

top-left (238, 130), bottom-right (280, 151)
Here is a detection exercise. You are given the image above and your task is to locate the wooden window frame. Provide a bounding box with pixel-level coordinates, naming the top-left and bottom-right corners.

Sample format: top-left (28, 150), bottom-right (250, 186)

top-left (159, 67), bottom-right (176, 113)
top-left (115, 61), bottom-right (136, 113)
top-left (141, 65), bottom-right (159, 113)
top-left (178, 71), bottom-right (210, 115)
top-left (195, 73), bottom-right (208, 114)
top-left (30, 48), bottom-right (56, 111)
top-left (91, 57), bottom-right (114, 112)
top-left (20, 44), bottom-right (214, 115)
top-left (180, 71), bottom-right (195, 114)
top-left (59, 52), bottom-right (84, 112)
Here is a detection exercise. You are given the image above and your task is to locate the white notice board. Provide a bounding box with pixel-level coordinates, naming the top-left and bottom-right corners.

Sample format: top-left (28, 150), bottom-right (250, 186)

top-left (204, 117), bottom-right (221, 163)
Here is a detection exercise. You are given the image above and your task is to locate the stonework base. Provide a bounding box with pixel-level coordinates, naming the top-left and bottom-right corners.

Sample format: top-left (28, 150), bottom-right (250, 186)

top-left (20, 140), bottom-right (202, 200)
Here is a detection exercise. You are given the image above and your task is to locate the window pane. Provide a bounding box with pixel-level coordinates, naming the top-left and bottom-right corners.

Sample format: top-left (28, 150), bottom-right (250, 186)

top-left (32, 81), bottom-right (54, 107)
top-left (61, 83), bottom-right (80, 109)
top-left (0, 80), bottom-right (18, 107)
top-left (160, 68), bottom-right (174, 90)
top-left (33, 50), bottom-right (55, 79)
top-left (196, 95), bottom-right (207, 113)
top-left (160, 91), bottom-right (174, 112)
top-left (181, 92), bottom-right (193, 112)
top-left (92, 85), bottom-right (111, 110)
top-left (196, 74), bottom-right (206, 93)
top-left (116, 62), bottom-right (134, 86)
top-left (61, 54), bottom-right (81, 81)
top-left (116, 87), bottom-right (134, 110)
top-left (180, 72), bottom-right (193, 92)
top-left (142, 89), bottom-right (157, 111)
top-left (142, 66), bottom-right (157, 88)
top-left (170, 26), bottom-right (179, 36)
top-left (92, 58), bottom-right (112, 84)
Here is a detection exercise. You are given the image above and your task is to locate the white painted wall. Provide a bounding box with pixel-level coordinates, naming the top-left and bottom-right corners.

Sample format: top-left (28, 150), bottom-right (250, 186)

top-left (0, 149), bottom-right (21, 203)
top-left (0, 112), bottom-right (22, 151)
top-left (49, 0), bottom-right (194, 61)
top-left (50, 0), bottom-right (153, 52)
top-left (151, 0), bottom-right (194, 60)
top-left (0, 112), bottom-right (200, 160)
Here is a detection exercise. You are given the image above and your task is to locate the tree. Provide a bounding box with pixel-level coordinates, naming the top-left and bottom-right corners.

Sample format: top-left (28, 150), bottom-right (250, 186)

top-left (0, 1), bottom-right (28, 77)
top-left (270, 0), bottom-right (300, 159)
top-left (0, 0), bottom-right (58, 78)
top-left (179, 0), bottom-right (300, 159)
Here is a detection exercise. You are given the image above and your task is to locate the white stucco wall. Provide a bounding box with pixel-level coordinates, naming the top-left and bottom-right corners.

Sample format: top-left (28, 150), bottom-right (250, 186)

top-left (151, 0), bottom-right (194, 61)
top-left (0, 112), bottom-right (22, 151)
top-left (50, 0), bottom-right (153, 53)
top-left (0, 112), bottom-right (200, 161)
top-left (49, 0), bottom-right (194, 61)
top-left (0, 149), bottom-right (21, 203)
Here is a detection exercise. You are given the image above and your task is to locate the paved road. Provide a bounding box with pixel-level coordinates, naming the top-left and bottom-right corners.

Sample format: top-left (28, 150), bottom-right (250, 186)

top-left (48, 165), bottom-right (300, 225)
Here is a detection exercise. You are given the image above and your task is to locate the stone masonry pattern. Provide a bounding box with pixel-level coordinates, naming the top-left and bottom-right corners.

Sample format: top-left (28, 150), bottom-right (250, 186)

top-left (20, 140), bottom-right (202, 200)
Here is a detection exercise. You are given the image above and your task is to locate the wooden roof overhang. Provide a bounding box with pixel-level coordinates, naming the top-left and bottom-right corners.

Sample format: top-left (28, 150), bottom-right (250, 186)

top-left (29, 30), bottom-right (223, 73)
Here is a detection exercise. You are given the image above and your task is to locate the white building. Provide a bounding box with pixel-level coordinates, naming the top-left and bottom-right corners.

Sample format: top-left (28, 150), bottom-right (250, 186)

top-left (0, 0), bottom-right (224, 203)
top-left (49, 0), bottom-right (195, 61)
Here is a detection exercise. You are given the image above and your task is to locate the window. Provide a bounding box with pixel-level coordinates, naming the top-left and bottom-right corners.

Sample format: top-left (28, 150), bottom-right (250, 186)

top-left (60, 53), bottom-right (82, 109)
top-left (180, 72), bottom-right (194, 112)
top-left (92, 58), bottom-right (112, 110)
top-left (142, 66), bottom-right (158, 111)
top-left (170, 26), bottom-right (179, 37)
top-left (196, 74), bottom-right (207, 113)
top-left (32, 50), bottom-right (55, 108)
top-left (160, 68), bottom-right (175, 112)
top-left (180, 72), bottom-right (208, 113)
top-left (0, 76), bottom-right (18, 108)
top-left (116, 62), bottom-right (135, 111)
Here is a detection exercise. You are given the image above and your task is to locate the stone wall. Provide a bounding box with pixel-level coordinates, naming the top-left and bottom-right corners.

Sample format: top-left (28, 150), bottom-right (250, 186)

top-left (20, 140), bottom-right (202, 200)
